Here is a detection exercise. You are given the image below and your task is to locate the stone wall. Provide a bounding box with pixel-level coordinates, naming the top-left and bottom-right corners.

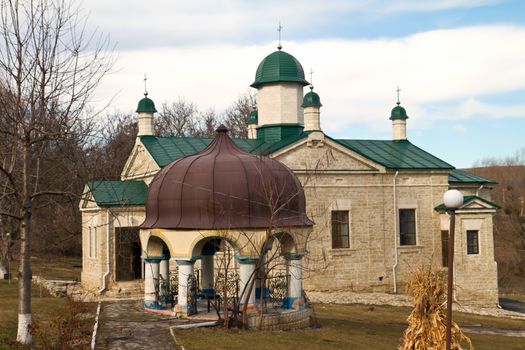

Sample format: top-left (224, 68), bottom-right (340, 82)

top-left (247, 308), bottom-right (312, 331)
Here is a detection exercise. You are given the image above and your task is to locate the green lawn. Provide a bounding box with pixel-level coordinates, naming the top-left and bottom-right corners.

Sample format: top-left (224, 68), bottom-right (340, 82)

top-left (173, 304), bottom-right (525, 350)
top-left (0, 264), bottom-right (93, 350)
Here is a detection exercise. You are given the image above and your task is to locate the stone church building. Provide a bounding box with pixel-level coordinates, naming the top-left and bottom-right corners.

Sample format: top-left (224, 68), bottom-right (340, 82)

top-left (80, 45), bottom-right (500, 308)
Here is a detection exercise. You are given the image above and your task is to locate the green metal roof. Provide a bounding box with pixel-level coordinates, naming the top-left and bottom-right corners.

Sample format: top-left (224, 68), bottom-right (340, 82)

top-left (434, 195), bottom-right (501, 212)
top-left (140, 134), bottom-right (454, 170)
top-left (302, 89), bottom-right (322, 108)
top-left (334, 139), bottom-right (454, 169)
top-left (247, 109), bottom-right (258, 125)
top-left (139, 133), bottom-right (310, 168)
top-left (256, 124), bottom-right (304, 143)
top-left (251, 50), bottom-right (309, 88)
top-left (448, 169), bottom-right (496, 184)
top-left (390, 104), bottom-right (408, 120)
top-left (87, 180), bottom-right (148, 207)
top-left (136, 95), bottom-right (157, 113)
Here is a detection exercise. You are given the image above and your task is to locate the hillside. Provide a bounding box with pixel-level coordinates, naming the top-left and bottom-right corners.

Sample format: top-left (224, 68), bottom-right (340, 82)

top-left (465, 166), bottom-right (525, 293)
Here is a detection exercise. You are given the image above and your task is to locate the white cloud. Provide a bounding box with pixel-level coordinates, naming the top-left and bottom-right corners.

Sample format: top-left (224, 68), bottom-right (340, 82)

top-left (83, 0), bottom-right (500, 49)
top-left (91, 24), bottom-right (525, 137)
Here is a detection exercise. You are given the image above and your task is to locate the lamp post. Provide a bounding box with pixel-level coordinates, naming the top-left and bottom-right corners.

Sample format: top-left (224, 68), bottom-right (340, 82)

top-left (443, 189), bottom-right (463, 350)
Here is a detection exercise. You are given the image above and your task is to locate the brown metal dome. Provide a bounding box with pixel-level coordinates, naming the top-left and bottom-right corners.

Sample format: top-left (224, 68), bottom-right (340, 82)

top-left (141, 125), bottom-right (313, 230)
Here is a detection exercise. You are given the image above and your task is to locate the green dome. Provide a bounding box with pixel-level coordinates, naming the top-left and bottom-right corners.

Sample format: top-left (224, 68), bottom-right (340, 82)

top-left (390, 104), bottom-right (408, 120)
top-left (251, 50), bottom-right (309, 88)
top-left (136, 95), bottom-right (157, 113)
top-left (302, 89), bottom-right (322, 108)
top-left (247, 109), bottom-right (258, 125)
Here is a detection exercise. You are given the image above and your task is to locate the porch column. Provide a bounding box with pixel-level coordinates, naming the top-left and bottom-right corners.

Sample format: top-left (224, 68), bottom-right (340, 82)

top-left (201, 254), bottom-right (215, 296)
top-left (238, 257), bottom-right (257, 308)
top-left (159, 257), bottom-right (170, 307)
top-left (255, 255), bottom-right (267, 300)
top-left (284, 253), bottom-right (304, 309)
top-left (175, 259), bottom-right (195, 316)
top-left (143, 257), bottom-right (160, 309)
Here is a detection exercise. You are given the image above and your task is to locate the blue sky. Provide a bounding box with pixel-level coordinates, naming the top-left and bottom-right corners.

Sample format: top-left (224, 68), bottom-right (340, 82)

top-left (86, 0), bottom-right (525, 168)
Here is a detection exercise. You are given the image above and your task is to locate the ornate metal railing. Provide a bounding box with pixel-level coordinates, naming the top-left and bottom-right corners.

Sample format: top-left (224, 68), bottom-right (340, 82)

top-left (267, 273), bottom-right (289, 309)
top-left (187, 274), bottom-right (198, 315)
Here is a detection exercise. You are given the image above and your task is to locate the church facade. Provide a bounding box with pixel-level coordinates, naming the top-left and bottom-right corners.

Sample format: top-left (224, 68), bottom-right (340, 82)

top-left (80, 46), bottom-right (500, 307)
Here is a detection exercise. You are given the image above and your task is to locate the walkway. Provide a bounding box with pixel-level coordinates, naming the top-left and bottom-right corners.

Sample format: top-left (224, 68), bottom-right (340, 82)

top-left (96, 300), bottom-right (184, 350)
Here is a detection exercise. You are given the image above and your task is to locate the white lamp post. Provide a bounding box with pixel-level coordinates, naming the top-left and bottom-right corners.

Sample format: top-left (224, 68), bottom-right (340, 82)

top-left (443, 189), bottom-right (463, 350)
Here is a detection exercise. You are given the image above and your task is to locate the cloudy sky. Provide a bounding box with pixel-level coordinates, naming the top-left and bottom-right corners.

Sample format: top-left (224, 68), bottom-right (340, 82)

top-left (85, 0), bottom-right (525, 168)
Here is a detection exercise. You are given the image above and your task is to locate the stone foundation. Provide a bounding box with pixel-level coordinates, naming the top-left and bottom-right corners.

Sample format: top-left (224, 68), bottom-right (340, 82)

top-left (247, 308), bottom-right (313, 331)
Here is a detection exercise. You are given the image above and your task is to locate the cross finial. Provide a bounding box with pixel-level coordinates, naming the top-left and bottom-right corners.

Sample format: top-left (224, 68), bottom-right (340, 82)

top-left (143, 74), bottom-right (148, 97)
top-left (396, 86), bottom-right (401, 106)
top-left (309, 68), bottom-right (314, 90)
top-left (277, 21), bottom-right (283, 50)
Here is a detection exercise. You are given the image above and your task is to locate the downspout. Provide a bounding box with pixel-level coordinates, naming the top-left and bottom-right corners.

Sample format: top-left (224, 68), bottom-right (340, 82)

top-left (98, 209), bottom-right (111, 294)
top-left (476, 184), bottom-right (484, 197)
top-left (392, 171), bottom-right (399, 294)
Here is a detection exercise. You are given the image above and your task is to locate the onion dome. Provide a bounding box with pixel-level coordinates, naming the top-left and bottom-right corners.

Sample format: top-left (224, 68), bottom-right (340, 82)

top-left (136, 94), bottom-right (157, 113)
top-left (142, 125), bottom-right (313, 230)
top-left (251, 50), bottom-right (309, 88)
top-left (302, 87), bottom-right (322, 108)
top-left (247, 108), bottom-right (258, 125)
top-left (390, 103), bottom-right (408, 120)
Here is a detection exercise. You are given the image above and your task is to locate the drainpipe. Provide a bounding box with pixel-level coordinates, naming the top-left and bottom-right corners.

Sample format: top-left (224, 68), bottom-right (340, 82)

top-left (392, 171), bottom-right (399, 294)
top-left (476, 184), bottom-right (484, 197)
top-left (98, 209), bottom-right (111, 294)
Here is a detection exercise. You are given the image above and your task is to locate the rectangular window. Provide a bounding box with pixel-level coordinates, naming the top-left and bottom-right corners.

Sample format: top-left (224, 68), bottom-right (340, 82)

top-left (93, 227), bottom-right (97, 258)
top-left (399, 209), bottom-right (416, 246)
top-left (467, 230), bottom-right (479, 255)
top-left (331, 211), bottom-right (349, 249)
top-left (441, 231), bottom-right (449, 267)
top-left (88, 227), bottom-right (92, 258)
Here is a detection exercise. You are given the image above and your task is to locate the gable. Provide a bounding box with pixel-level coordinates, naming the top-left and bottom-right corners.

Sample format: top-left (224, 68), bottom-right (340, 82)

top-left (272, 134), bottom-right (384, 173)
top-left (80, 185), bottom-right (100, 210)
top-left (121, 139), bottom-right (161, 181)
top-left (434, 195), bottom-right (500, 213)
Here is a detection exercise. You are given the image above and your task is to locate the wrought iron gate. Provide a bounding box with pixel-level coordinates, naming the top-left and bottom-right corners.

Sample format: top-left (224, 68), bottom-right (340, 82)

top-left (187, 274), bottom-right (198, 315)
top-left (267, 273), bottom-right (289, 309)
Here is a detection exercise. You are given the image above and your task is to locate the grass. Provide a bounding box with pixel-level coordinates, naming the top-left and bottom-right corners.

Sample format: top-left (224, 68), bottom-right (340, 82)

top-left (6, 255), bottom-right (82, 281)
top-left (0, 280), bottom-right (68, 349)
top-left (173, 304), bottom-right (525, 350)
top-left (0, 256), bottom-right (90, 349)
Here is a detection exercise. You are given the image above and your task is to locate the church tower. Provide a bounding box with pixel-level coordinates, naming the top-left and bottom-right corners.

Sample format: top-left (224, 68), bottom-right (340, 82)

top-left (250, 45), bottom-right (309, 141)
top-left (136, 93), bottom-right (157, 136)
top-left (390, 89), bottom-right (408, 140)
top-left (302, 86), bottom-right (322, 131)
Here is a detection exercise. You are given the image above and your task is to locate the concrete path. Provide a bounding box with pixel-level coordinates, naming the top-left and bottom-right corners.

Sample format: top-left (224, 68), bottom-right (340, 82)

top-left (96, 300), bottom-right (185, 349)
top-left (463, 326), bottom-right (525, 338)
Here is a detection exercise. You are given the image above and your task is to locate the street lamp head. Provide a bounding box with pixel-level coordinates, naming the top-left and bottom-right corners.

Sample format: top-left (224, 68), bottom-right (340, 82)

top-left (443, 189), bottom-right (464, 209)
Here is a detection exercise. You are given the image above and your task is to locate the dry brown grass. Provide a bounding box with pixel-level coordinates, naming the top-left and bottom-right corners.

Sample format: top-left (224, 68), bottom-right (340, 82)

top-left (399, 265), bottom-right (473, 350)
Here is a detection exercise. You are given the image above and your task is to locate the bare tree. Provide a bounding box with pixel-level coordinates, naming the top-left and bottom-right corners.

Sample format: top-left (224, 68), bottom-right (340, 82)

top-left (0, 0), bottom-right (114, 344)
top-left (223, 91), bottom-right (255, 138)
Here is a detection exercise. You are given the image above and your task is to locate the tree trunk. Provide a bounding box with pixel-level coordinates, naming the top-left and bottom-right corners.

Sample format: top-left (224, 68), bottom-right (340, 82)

top-left (16, 143), bottom-right (32, 345)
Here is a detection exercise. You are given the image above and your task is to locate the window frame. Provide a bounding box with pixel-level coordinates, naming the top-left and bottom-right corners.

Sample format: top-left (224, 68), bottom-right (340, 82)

top-left (399, 208), bottom-right (417, 246)
top-left (466, 230), bottom-right (479, 255)
top-left (331, 210), bottom-right (350, 249)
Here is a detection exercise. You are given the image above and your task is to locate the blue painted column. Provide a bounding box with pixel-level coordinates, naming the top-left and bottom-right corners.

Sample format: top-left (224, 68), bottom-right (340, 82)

top-left (158, 256), bottom-right (171, 307)
top-left (238, 257), bottom-right (258, 309)
top-left (283, 253), bottom-right (304, 309)
top-left (200, 253), bottom-right (215, 296)
top-left (175, 259), bottom-right (195, 315)
top-left (143, 257), bottom-right (161, 309)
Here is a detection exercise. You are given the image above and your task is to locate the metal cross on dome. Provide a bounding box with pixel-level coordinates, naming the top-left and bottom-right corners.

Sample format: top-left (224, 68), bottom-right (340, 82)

top-left (309, 68), bottom-right (314, 90)
top-left (277, 22), bottom-right (283, 50)
top-left (396, 86), bottom-right (401, 105)
top-left (144, 74), bottom-right (148, 96)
